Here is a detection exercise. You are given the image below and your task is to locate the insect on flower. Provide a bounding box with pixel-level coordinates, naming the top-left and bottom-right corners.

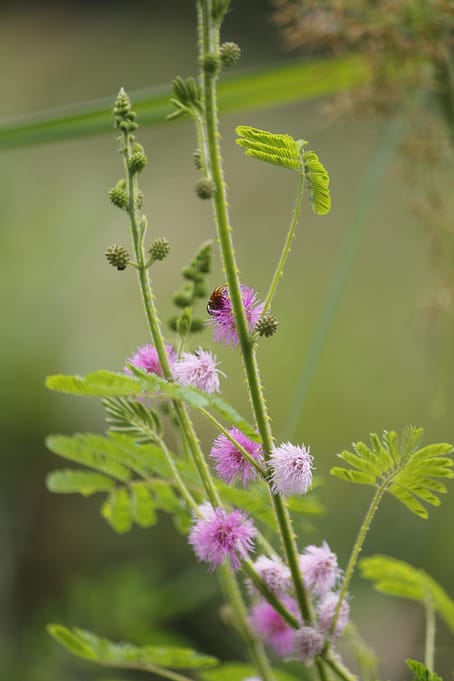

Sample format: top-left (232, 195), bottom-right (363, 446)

top-left (207, 285), bottom-right (228, 315)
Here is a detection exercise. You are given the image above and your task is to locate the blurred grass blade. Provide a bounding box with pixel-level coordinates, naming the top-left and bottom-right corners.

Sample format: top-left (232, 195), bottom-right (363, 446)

top-left (0, 56), bottom-right (368, 150)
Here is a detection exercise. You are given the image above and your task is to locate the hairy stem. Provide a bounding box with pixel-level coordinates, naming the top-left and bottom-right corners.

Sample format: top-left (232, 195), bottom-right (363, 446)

top-left (198, 0), bottom-right (313, 627)
top-left (262, 171), bottom-right (305, 315)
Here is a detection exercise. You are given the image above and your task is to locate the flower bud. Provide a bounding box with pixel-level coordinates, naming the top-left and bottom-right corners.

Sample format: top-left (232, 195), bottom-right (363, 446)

top-left (148, 237), bottom-right (170, 263)
top-left (105, 244), bottom-right (130, 270)
top-left (173, 287), bottom-right (193, 308)
top-left (128, 149), bottom-right (148, 174)
top-left (193, 149), bottom-right (203, 169)
top-left (196, 178), bottom-right (216, 199)
top-left (201, 53), bottom-right (220, 75)
top-left (256, 313), bottom-right (278, 337)
top-left (108, 180), bottom-right (128, 210)
top-left (220, 42), bottom-right (241, 67)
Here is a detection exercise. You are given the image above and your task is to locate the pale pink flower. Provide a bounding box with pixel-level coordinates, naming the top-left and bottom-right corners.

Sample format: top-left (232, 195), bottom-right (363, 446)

top-left (173, 348), bottom-right (223, 393)
top-left (299, 541), bottom-right (341, 595)
top-left (248, 555), bottom-right (291, 595)
top-left (125, 343), bottom-right (177, 377)
top-left (250, 597), bottom-right (299, 656)
top-left (189, 505), bottom-right (256, 572)
top-left (269, 442), bottom-right (313, 496)
top-left (317, 591), bottom-right (350, 637)
top-left (210, 428), bottom-right (264, 485)
top-left (292, 626), bottom-right (324, 662)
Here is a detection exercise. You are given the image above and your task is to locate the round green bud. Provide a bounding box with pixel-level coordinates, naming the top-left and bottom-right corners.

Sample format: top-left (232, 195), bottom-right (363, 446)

top-left (256, 313), bottom-right (279, 338)
top-left (194, 282), bottom-right (208, 298)
top-left (182, 265), bottom-right (197, 280)
top-left (128, 150), bottom-right (148, 174)
top-left (108, 184), bottom-right (128, 210)
top-left (193, 149), bottom-right (203, 170)
top-left (149, 237), bottom-right (170, 262)
top-left (105, 244), bottom-right (130, 270)
top-left (190, 318), bottom-right (205, 332)
top-left (173, 289), bottom-right (193, 308)
top-left (195, 178), bottom-right (216, 200)
top-left (220, 42), bottom-right (241, 67)
top-left (201, 53), bottom-right (220, 75)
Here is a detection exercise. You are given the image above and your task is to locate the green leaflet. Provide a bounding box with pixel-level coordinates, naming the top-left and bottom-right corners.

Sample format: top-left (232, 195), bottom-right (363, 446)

top-left (46, 369), bottom-right (259, 441)
top-left (360, 555), bottom-right (454, 635)
top-left (330, 426), bottom-right (453, 519)
top-left (235, 126), bottom-right (331, 215)
top-left (0, 55), bottom-right (368, 150)
top-left (406, 659), bottom-right (443, 681)
top-left (202, 662), bottom-right (301, 681)
top-left (46, 432), bottom-right (191, 534)
top-left (47, 624), bottom-right (218, 671)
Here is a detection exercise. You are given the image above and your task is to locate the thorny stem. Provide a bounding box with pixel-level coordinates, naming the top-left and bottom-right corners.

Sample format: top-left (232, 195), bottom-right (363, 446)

top-left (324, 652), bottom-right (358, 681)
top-left (329, 481), bottom-right (387, 637)
top-left (122, 126), bottom-right (221, 509)
top-left (157, 438), bottom-right (200, 514)
top-left (198, 0), bottom-right (314, 629)
top-left (262, 170), bottom-right (305, 316)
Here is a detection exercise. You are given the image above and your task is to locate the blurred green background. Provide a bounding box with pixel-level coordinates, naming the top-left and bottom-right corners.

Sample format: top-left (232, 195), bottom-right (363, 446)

top-left (0, 1), bottom-right (453, 679)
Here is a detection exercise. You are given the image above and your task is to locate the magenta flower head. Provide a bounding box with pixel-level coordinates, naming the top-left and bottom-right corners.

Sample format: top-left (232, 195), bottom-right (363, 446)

top-left (299, 541), bottom-right (341, 596)
top-left (250, 597), bottom-right (299, 656)
top-left (269, 442), bottom-right (313, 497)
top-left (189, 504), bottom-right (256, 572)
top-left (173, 348), bottom-right (224, 393)
top-left (210, 428), bottom-right (264, 485)
top-left (248, 555), bottom-right (291, 595)
top-left (125, 343), bottom-right (177, 377)
top-left (317, 591), bottom-right (350, 637)
top-left (207, 284), bottom-right (264, 346)
top-left (292, 626), bottom-right (324, 662)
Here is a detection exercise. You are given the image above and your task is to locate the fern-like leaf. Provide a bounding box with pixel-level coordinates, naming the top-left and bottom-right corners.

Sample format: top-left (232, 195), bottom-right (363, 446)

top-left (330, 426), bottom-right (453, 518)
top-left (360, 555), bottom-right (454, 634)
top-left (406, 659), bottom-right (443, 681)
top-left (303, 150), bottom-right (331, 215)
top-left (47, 624), bottom-right (218, 672)
top-left (236, 125), bottom-right (301, 171)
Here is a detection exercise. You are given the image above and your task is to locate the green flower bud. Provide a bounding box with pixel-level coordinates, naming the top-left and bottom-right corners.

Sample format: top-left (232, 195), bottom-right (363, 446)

top-left (182, 265), bottom-right (197, 280)
top-left (108, 180), bottom-right (128, 210)
top-left (190, 318), bottom-right (205, 332)
top-left (195, 178), bottom-right (216, 200)
top-left (220, 42), bottom-right (241, 67)
top-left (194, 281), bottom-right (208, 298)
top-left (113, 88), bottom-right (131, 117)
top-left (128, 150), bottom-right (147, 174)
top-left (173, 287), bottom-right (193, 308)
top-left (256, 313), bottom-right (279, 338)
top-left (105, 244), bottom-right (130, 270)
top-left (193, 149), bottom-right (203, 169)
top-left (201, 53), bottom-right (220, 75)
top-left (148, 237), bottom-right (170, 263)
top-left (176, 307), bottom-right (192, 336)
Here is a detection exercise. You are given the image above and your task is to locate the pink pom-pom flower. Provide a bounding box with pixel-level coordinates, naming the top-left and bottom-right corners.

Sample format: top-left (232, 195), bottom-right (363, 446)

top-left (189, 504), bottom-right (256, 572)
top-left (173, 348), bottom-right (224, 393)
top-left (269, 442), bottom-right (313, 496)
top-left (317, 591), bottom-right (350, 637)
top-left (248, 555), bottom-right (291, 595)
top-left (207, 284), bottom-right (264, 346)
top-left (299, 541), bottom-right (341, 596)
top-left (250, 597), bottom-right (299, 656)
top-left (125, 343), bottom-right (177, 377)
top-left (210, 428), bottom-right (264, 486)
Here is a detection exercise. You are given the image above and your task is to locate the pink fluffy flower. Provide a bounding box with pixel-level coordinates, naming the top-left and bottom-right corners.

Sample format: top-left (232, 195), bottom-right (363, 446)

top-left (125, 343), bottom-right (177, 377)
top-left (299, 541), bottom-right (341, 596)
top-left (173, 348), bottom-right (223, 393)
top-left (189, 505), bottom-right (256, 572)
top-left (250, 597), bottom-right (299, 656)
top-left (269, 442), bottom-right (313, 496)
top-left (208, 284), bottom-right (264, 346)
top-left (210, 428), bottom-right (264, 485)
top-left (292, 626), bottom-right (324, 662)
top-left (249, 555), bottom-right (291, 595)
top-left (317, 591), bottom-right (350, 637)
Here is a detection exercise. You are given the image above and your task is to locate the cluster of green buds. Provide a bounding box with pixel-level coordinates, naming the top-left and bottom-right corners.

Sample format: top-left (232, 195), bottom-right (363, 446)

top-left (169, 241), bottom-right (213, 336)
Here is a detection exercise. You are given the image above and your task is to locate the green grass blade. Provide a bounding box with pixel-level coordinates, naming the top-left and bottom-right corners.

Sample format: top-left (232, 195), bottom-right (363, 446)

top-left (0, 56), bottom-right (368, 150)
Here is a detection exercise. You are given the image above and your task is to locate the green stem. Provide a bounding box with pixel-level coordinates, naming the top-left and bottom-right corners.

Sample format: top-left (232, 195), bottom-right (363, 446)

top-left (199, 0), bottom-right (313, 628)
top-left (122, 127), bottom-right (221, 509)
top-left (219, 564), bottom-right (277, 681)
top-left (315, 657), bottom-right (329, 681)
top-left (330, 481), bottom-right (387, 635)
top-left (158, 438), bottom-right (200, 514)
top-left (262, 171), bottom-right (305, 315)
top-left (424, 590), bottom-right (435, 671)
top-left (242, 560), bottom-right (300, 629)
top-left (323, 652), bottom-right (358, 681)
